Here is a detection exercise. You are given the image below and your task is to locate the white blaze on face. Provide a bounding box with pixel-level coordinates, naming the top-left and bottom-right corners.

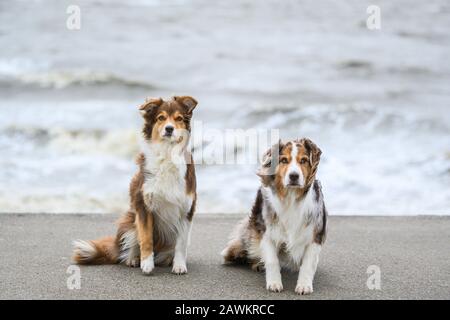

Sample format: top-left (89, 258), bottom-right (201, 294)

top-left (283, 143), bottom-right (304, 187)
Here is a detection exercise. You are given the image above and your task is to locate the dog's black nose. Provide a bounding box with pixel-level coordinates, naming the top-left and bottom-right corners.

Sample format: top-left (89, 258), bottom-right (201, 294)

top-left (165, 126), bottom-right (174, 135)
top-left (289, 173), bottom-right (299, 182)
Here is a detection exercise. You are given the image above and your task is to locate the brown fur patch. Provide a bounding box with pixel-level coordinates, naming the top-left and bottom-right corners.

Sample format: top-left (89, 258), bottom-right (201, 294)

top-left (314, 204), bottom-right (327, 245)
top-left (313, 180), bottom-right (328, 245)
top-left (257, 141), bottom-right (284, 186)
top-left (249, 188), bottom-right (266, 235)
top-left (185, 154), bottom-right (196, 195)
top-left (135, 208), bottom-right (154, 260)
top-left (185, 152), bottom-right (197, 221)
top-left (300, 138), bottom-right (322, 187)
top-left (116, 210), bottom-right (136, 246)
top-left (187, 197), bottom-right (196, 222)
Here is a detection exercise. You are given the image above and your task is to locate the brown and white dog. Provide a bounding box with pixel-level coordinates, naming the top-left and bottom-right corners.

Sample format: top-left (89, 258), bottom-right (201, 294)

top-left (72, 96), bottom-right (198, 275)
top-left (222, 138), bottom-right (327, 294)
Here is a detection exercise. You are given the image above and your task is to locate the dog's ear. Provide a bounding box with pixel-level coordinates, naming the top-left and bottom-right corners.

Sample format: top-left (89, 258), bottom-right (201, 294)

top-left (302, 138), bottom-right (322, 183)
top-left (303, 138), bottom-right (322, 166)
top-left (174, 96), bottom-right (198, 114)
top-left (139, 97), bottom-right (163, 116)
top-left (257, 140), bottom-right (284, 184)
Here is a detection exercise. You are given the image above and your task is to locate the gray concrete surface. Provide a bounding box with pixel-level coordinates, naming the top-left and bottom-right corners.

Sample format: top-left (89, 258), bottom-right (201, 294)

top-left (0, 214), bottom-right (449, 299)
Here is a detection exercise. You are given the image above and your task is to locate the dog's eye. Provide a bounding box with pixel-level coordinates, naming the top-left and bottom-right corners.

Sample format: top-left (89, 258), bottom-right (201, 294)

top-left (280, 157), bottom-right (289, 164)
top-left (300, 158), bottom-right (308, 165)
top-left (175, 116), bottom-right (183, 122)
top-left (157, 115), bottom-right (166, 121)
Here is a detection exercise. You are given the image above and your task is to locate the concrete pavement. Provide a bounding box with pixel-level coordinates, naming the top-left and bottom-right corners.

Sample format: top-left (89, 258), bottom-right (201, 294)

top-left (0, 214), bottom-right (449, 299)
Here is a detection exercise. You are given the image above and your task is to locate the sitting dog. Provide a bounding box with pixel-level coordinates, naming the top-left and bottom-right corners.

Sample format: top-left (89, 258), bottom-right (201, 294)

top-left (73, 96), bottom-right (198, 275)
top-left (222, 138), bottom-right (327, 294)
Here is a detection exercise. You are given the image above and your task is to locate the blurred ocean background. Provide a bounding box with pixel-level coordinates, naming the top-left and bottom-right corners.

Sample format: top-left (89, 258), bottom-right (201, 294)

top-left (0, 0), bottom-right (449, 214)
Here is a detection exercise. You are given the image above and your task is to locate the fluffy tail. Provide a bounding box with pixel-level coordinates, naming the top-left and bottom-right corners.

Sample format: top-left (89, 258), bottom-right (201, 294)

top-left (221, 216), bottom-right (251, 265)
top-left (72, 236), bottom-right (119, 265)
top-left (221, 238), bottom-right (248, 264)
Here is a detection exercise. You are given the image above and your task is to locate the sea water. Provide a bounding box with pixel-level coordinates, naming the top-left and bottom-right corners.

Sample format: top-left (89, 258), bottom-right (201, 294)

top-left (0, 0), bottom-right (449, 214)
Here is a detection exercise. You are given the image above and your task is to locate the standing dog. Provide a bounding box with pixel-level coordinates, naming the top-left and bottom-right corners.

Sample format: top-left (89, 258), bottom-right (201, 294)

top-left (73, 96), bottom-right (198, 275)
top-left (222, 138), bottom-right (327, 294)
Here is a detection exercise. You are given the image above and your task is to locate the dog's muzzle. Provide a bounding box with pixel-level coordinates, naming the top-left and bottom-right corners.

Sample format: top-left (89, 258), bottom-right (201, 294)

top-left (163, 125), bottom-right (174, 137)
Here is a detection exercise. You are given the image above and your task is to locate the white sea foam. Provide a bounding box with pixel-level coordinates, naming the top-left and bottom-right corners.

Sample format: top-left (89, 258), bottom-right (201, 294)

top-left (0, 60), bottom-right (155, 89)
top-left (0, 99), bottom-right (448, 215)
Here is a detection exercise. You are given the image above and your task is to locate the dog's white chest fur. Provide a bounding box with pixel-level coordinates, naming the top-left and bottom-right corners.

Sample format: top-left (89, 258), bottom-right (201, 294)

top-left (142, 143), bottom-right (193, 224)
top-left (262, 186), bottom-right (317, 267)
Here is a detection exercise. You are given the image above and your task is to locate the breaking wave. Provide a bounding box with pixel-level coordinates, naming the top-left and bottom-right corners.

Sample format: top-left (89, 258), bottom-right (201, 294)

top-left (0, 59), bottom-right (155, 89)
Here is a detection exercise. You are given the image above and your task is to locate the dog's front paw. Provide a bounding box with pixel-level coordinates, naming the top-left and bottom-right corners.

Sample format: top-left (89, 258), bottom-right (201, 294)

top-left (295, 282), bottom-right (313, 295)
top-left (172, 264), bottom-right (187, 275)
top-left (141, 254), bottom-right (155, 275)
top-left (266, 281), bottom-right (283, 292)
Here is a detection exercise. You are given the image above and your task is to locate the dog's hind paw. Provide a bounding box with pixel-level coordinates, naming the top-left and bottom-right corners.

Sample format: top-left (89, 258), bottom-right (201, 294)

top-left (127, 257), bottom-right (140, 268)
top-left (251, 263), bottom-right (265, 273)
